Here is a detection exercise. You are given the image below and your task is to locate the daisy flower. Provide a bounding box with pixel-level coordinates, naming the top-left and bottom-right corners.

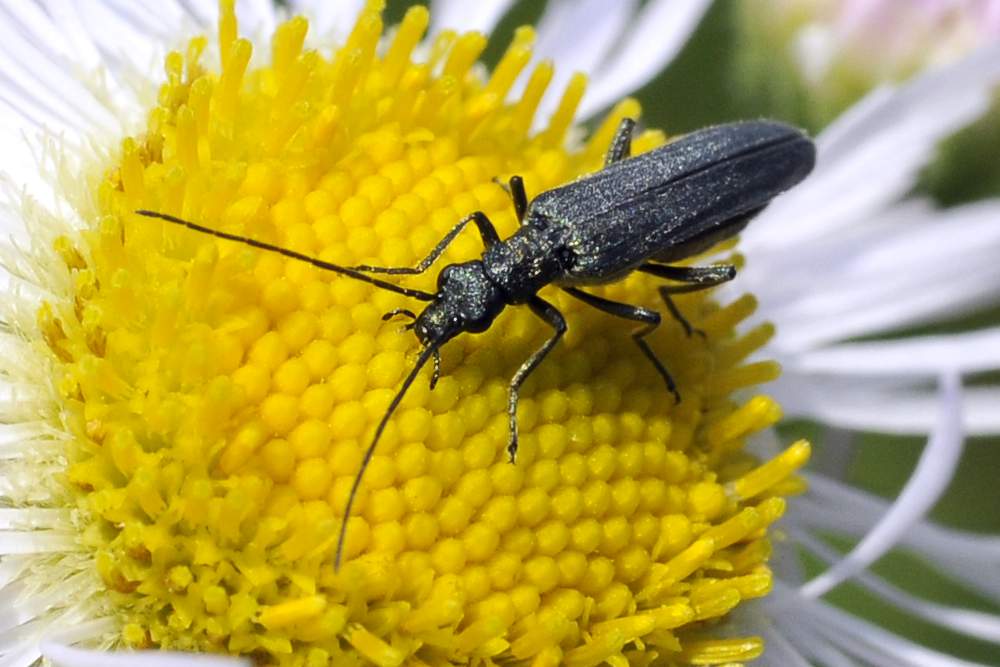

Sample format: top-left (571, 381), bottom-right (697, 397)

top-left (0, 2), bottom-right (995, 667)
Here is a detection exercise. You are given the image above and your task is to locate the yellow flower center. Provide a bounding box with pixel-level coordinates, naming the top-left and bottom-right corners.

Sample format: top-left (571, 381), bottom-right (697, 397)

top-left (35, 1), bottom-right (810, 664)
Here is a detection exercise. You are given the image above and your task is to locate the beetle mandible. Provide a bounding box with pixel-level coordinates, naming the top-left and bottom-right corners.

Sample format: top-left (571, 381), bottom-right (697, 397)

top-left (137, 117), bottom-right (816, 568)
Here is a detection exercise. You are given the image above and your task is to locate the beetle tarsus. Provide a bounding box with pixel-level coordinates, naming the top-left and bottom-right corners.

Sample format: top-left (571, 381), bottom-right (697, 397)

top-left (605, 117), bottom-right (636, 166)
top-left (506, 296), bottom-right (567, 464)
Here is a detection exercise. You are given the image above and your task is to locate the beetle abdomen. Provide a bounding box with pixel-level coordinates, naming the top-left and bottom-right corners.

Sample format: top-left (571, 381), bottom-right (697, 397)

top-left (536, 121), bottom-right (815, 283)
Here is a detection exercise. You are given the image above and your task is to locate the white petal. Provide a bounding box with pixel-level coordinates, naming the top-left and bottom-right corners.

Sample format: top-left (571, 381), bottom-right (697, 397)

top-left (579, 0), bottom-right (711, 119)
top-left (795, 529), bottom-right (1000, 643)
top-left (742, 40), bottom-right (1000, 253)
top-left (42, 643), bottom-right (251, 667)
top-left (789, 592), bottom-right (993, 666)
top-left (0, 509), bottom-right (72, 531)
top-left (0, 15), bottom-right (114, 134)
top-left (774, 375), bottom-right (1000, 434)
top-left (288, 0), bottom-right (365, 41)
top-left (789, 327), bottom-right (1000, 376)
top-left (754, 624), bottom-right (817, 667)
top-left (20, 2), bottom-right (102, 70)
top-left (749, 200), bottom-right (1000, 350)
top-left (799, 373), bottom-right (963, 598)
top-left (528, 0), bottom-right (638, 120)
top-left (799, 475), bottom-right (1000, 603)
top-left (429, 0), bottom-right (515, 35)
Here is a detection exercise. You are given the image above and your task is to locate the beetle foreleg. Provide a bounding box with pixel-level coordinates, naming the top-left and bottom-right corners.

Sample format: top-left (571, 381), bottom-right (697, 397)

top-left (562, 287), bottom-right (680, 404)
top-left (349, 212), bottom-right (501, 274)
top-left (492, 175), bottom-right (528, 224)
top-left (508, 176), bottom-right (527, 223)
top-left (605, 118), bottom-right (636, 166)
top-left (507, 296), bottom-right (567, 463)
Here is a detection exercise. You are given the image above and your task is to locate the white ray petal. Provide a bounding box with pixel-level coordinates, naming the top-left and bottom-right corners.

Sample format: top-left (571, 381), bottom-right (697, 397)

top-left (163, 0), bottom-right (205, 27)
top-left (767, 264), bottom-right (1000, 351)
top-left (429, 0), bottom-right (515, 35)
top-left (743, 40), bottom-right (1000, 252)
top-left (60, 2), bottom-right (178, 80)
top-left (42, 644), bottom-right (251, 667)
top-left (242, 0), bottom-right (276, 35)
top-left (754, 624), bottom-right (816, 667)
top-left (799, 373), bottom-right (963, 598)
top-left (0, 3), bottom-right (81, 65)
top-left (795, 529), bottom-right (1000, 642)
top-left (288, 0), bottom-right (364, 41)
top-left (789, 327), bottom-right (1000, 376)
top-left (0, 531), bottom-right (79, 555)
top-left (579, 0), bottom-right (711, 119)
top-left (800, 600), bottom-right (993, 666)
top-left (798, 475), bottom-right (1000, 602)
top-left (748, 200), bottom-right (1000, 349)
top-left (30, 2), bottom-right (103, 70)
top-left (0, 509), bottom-right (72, 531)
top-left (0, 647), bottom-right (42, 667)
top-left (774, 376), bottom-right (1000, 434)
top-left (528, 0), bottom-right (637, 120)
top-left (91, 0), bottom-right (189, 41)
top-left (0, 19), bottom-right (115, 134)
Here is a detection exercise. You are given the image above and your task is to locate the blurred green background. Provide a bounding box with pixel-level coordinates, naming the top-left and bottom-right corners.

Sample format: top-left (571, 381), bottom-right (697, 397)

top-left (378, 0), bottom-right (1000, 661)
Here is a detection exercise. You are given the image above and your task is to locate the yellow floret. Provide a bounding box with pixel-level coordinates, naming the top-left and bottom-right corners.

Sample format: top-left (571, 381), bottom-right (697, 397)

top-left (35, 1), bottom-right (812, 665)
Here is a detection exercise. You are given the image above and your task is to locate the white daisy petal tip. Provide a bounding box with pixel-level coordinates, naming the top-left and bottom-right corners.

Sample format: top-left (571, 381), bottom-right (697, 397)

top-left (579, 0), bottom-right (712, 119)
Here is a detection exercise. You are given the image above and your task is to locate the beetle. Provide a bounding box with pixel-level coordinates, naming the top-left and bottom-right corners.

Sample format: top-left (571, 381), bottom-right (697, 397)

top-left (137, 117), bottom-right (816, 568)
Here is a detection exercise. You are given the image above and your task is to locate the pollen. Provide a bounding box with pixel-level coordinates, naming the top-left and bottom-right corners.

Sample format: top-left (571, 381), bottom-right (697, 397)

top-left (30, 1), bottom-right (810, 665)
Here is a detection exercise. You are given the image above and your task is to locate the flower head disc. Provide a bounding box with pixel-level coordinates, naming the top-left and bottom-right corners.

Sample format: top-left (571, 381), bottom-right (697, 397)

top-left (21, 1), bottom-right (811, 664)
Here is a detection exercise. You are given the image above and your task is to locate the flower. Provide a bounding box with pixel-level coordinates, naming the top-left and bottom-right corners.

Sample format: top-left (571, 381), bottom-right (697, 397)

top-left (3, 1), bottom-right (813, 665)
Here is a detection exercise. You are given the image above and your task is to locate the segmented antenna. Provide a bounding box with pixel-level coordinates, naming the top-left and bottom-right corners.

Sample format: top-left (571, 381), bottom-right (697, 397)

top-left (335, 344), bottom-right (439, 568)
top-left (135, 209), bottom-right (441, 569)
top-left (134, 210), bottom-right (435, 301)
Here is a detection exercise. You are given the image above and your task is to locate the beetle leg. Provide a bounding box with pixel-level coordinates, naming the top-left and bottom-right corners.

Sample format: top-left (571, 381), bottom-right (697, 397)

top-left (492, 175), bottom-right (528, 224)
top-left (509, 176), bottom-right (528, 223)
top-left (561, 286), bottom-right (680, 404)
top-left (658, 288), bottom-right (703, 339)
top-left (638, 263), bottom-right (736, 286)
top-left (349, 211), bottom-right (501, 274)
top-left (605, 118), bottom-right (636, 166)
top-left (507, 296), bottom-right (567, 463)
top-left (639, 263), bottom-right (737, 338)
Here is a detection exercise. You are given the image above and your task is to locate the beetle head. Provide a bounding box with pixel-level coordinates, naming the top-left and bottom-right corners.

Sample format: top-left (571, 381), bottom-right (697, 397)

top-left (413, 261), bottom-right (505, 346)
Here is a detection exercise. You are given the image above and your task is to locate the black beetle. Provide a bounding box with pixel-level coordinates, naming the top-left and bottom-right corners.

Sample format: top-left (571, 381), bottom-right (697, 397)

top-left (137, 117), bottom-right (816, 568)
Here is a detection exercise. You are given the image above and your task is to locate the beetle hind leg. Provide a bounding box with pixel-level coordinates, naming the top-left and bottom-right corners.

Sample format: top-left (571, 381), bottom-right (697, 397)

top-left (639, 263), bottom-right (737, 338)
top-left (562, 286), bottom-right (680, 403)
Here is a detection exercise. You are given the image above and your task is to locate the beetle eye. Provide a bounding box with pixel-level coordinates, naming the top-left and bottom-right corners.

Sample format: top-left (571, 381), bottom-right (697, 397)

top-left (557, 247), bottom-right (575, 266)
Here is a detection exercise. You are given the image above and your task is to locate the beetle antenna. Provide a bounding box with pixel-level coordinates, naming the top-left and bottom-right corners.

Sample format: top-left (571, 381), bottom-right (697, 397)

top-left (136, 210), bottom-right (435, 301)
top-left (430, 348), bottom-right (441, 389)
top-left (334, 344), bottom-right (439, 569)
